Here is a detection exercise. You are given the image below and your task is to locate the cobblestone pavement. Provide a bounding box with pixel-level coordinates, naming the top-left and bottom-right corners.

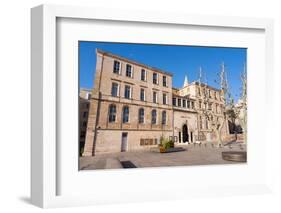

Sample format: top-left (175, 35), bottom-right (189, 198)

top-left (79, 142), bottom-right (247, 170)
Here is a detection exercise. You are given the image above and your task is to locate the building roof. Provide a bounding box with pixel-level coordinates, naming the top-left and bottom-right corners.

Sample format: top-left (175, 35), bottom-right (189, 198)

top-left (96, 48), bottom-right (173, 76)
top-left (80, 88), bottom-right (92, 92)
top-left (191, 81), bottom-right (221, 92)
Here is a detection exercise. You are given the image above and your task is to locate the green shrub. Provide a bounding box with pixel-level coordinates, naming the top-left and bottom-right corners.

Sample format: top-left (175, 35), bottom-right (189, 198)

top-left (159, 137), bottom-right (174, 149)
top-left (169, 140), bottom-right (175, 148)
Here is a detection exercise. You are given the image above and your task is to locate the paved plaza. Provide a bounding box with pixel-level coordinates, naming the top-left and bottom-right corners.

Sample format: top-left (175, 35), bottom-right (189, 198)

top-left (79, 142), bottom-right (247, 170)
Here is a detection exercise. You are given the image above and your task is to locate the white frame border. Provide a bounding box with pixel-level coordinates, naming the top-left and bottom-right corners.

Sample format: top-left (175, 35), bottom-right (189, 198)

top-left (31, 4), bottom-right (274, 208)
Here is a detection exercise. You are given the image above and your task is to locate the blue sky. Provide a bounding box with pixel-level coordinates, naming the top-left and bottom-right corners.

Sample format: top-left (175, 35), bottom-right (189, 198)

top-left (79, 41), bottom-right (246, 102)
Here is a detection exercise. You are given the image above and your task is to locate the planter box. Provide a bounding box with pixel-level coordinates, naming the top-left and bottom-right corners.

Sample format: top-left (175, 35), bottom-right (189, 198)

top-left (222, 151), bottom-right (247, 162)
top-left (151, 147), bottom-right (186, 153)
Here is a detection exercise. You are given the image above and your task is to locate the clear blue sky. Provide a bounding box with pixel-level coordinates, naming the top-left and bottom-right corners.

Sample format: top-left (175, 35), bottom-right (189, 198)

top-left (79, 41), bottom-right (246, 102)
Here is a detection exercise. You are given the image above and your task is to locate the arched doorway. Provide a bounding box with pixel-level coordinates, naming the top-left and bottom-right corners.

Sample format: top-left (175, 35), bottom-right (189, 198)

top-left (182, 124), bottom-right (189, 143)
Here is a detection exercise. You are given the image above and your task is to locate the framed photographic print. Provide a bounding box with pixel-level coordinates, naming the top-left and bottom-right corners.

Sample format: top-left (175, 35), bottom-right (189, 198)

top-left (31, 4), bottom-right (274, 208)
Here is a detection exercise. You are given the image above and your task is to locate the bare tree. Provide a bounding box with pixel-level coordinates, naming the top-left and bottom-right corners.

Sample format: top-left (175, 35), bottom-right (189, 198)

top-left (237, 65), bottom-right (247, 144)
top-left (197, 63), bottom-right (230, 147)
top-left (226, 98), bottom-right (238, 141)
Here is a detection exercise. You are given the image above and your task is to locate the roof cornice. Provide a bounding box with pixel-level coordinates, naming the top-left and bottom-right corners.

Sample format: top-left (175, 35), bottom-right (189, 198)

top-left (96, 48), bottom-right (173, 76)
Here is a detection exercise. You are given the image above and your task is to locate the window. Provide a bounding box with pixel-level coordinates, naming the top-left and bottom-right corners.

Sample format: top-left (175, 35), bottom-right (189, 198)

top-left (122, 106), bottom-right (129, 123)
top-left (163, 93), bottom-right (167, 105)
top-left (205, 117), bottom-right (208, 129)
top-left (163, 76), bottom-right (167, 87)
top-left (82, 121), bottom-right (87, 127)
top-left (126, 64), bottom-right (133, 77)
top-left (199, 100), bottom-right (202, 109)
top-left (153, 73), bottom-right (158, 84)
top-left (178, 98), bottom-right (181, 107)
top-left (108, 104), bottom-right (117, 122)
top-left (83, 111), bottom-right (88, 118)
top-left (86, 93), bottom-right (91, 100)
top-left (214, 91), bottom-right (217, 100)
top-left (111, 82), bottom-right (119, 97)
top-left (179, 132), bottom-right (181, 143)
top-left (187, 100), bottom-right (190, 108)
top-left (113, 60), bottom-right (120, 74)
top-left (153, 91), bottom-right (157, 103)
top-left (151, 109), bottom-right (157, 124)
top-left (191, 101), bottom-right (195, 109)
top-left (162, 111), bottom-right (167, 125)
top-left (141, 69), bottom-right (146, 81)
top-left (183, 99), bottom-right (186, 108)
top-left (139, 108), bottom-right (144, 123)
top-left (198, 88), bottom-right (201, 96)
top-left (140, 88), bottom-right (145, 101)
top-left (172, 97), bottom-right (177, 106)
top-left (124, 85), bottom-right (131, 99)
top-left (208, 103), bottom-right (212, 110)
top-left (199, 116), bottom-right (203, 129)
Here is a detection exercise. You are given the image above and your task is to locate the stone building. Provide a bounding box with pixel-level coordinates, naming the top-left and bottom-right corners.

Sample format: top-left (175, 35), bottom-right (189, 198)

top-left (171, 77), bottom-right (228, 144)
top-left (82, 49), bottom-right (229, 156)
top-left (79, 88), bottom-right (91, 155)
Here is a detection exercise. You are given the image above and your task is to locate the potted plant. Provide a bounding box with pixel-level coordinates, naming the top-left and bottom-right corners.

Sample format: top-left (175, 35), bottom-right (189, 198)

top-left (159, 136), bottom-right (166, 153)
top-left (159, 137), bottom-right (175, 153)
top-left (159, 145), bottom-right (166, 153)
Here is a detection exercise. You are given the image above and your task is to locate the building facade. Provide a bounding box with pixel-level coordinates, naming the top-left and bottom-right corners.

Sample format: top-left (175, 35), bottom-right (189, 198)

top-left (79, 88), bottom-right (91, 155)
top-left (82, 49), bottom-right (229, 156)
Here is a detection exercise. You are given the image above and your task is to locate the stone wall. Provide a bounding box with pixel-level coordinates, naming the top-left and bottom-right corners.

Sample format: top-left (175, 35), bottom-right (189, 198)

top-left (94, 130), bottom-right (172, 155)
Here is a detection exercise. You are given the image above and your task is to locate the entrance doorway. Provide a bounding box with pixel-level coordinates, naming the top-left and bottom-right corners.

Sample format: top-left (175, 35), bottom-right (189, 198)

top-left (121, 132), bottom-right (128, 152)
top-left (182, 124), bottom-right (189, 143)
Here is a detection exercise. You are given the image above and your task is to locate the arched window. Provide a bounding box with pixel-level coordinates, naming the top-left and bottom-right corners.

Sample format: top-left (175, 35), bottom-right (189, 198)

top-left (122, 106), bottom-right (129, 123)
top-left (139, 108), bottom-right (145, 124)
top-left (151, 109), bottom-right (157, 124)
top-left (108, 104), bottom-right (116, 122)
top-left (162, 111), bottom-right (167, 125)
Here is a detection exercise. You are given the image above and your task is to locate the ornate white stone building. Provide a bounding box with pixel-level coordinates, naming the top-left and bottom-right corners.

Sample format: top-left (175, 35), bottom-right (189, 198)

top-left (82, 49), bottom-right (229, 156)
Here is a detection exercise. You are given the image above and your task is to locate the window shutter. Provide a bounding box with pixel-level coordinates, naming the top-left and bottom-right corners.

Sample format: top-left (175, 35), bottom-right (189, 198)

top-left (119, 62), bottom-right (122, 75)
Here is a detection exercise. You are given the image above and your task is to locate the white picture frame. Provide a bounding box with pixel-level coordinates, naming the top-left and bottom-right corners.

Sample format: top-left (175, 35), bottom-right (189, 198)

top-left (31, 4), bottom-right (274, 208)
